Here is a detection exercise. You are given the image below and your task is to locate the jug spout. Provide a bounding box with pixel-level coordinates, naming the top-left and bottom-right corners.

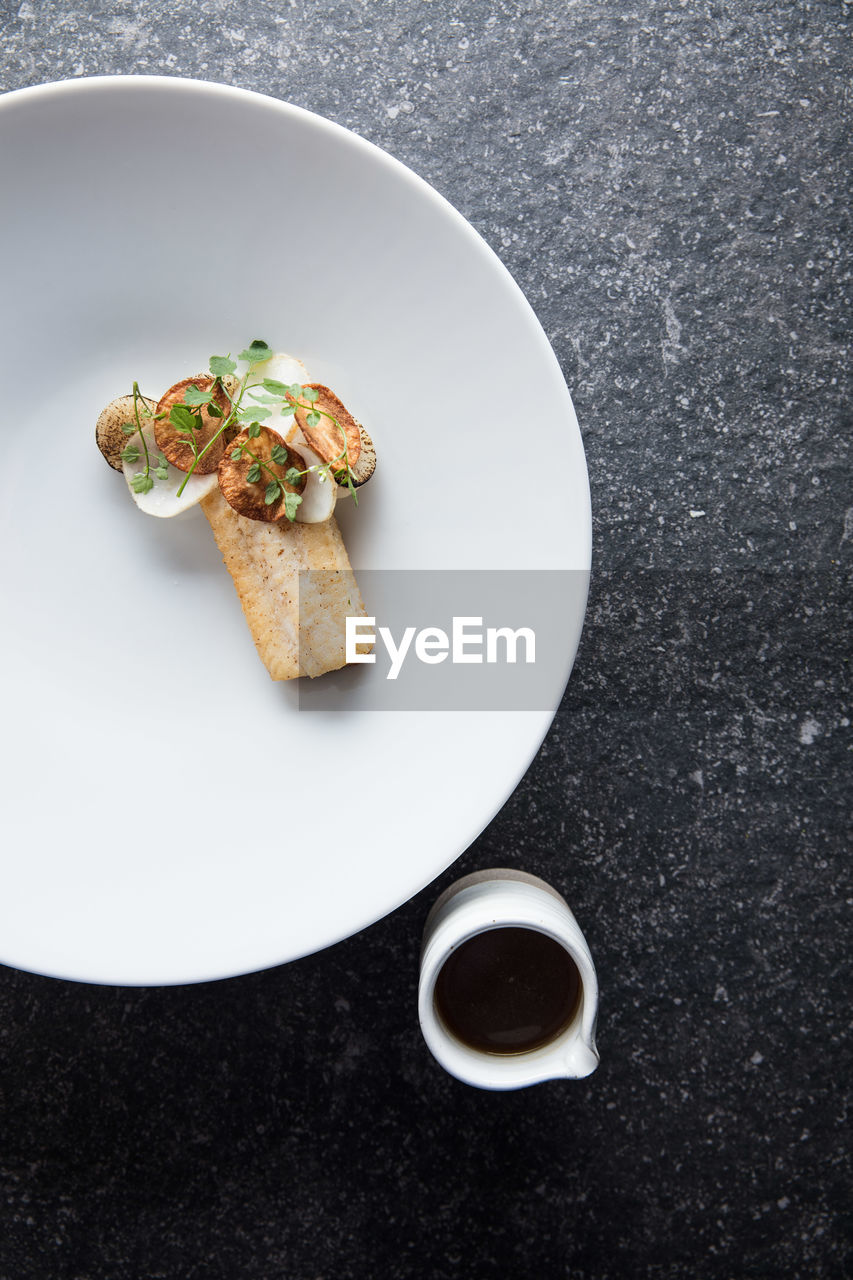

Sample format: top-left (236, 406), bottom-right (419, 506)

top-left (562, 1037), bottom-right (599, 1080)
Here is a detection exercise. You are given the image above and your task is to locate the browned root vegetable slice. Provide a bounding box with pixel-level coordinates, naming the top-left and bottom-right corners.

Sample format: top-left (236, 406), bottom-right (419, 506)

top-left (349, 423), bottom-right (376, 487)
top-left (95, 393), bottom-right (156, 471)
top-left (293, 384), bottom-right (362, 472)
top-left (218, 426), bottom-right (306, 523)
top-left (219, 373), bottom-right (241, 401)
top-left (154, 376), bottom-right (231, 474)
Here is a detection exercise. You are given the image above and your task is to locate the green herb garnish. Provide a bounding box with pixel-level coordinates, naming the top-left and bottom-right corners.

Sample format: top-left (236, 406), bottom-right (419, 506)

top-left (127, 341), bottom-right (361, 519)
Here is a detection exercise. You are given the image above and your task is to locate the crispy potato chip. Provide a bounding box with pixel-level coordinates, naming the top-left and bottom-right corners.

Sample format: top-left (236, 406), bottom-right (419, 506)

top-left (154, 376), bottom-right (231, 474)
top-left (96, 393), bottom-right (156, 471)
top-left (293, 384), bottom-right (362, 471)
top-left (349, 423), bottom-right (376, 487)
top-left (218, 426), bottom-right (307, 523)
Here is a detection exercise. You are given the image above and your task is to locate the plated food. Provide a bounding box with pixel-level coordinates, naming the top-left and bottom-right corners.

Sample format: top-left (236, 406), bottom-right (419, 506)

top-left (96, 340), bottom-right (375, 679)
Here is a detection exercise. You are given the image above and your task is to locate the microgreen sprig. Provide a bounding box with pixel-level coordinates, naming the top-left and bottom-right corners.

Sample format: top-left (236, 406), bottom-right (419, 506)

top-left (120, 382), bottom-right (169, 493)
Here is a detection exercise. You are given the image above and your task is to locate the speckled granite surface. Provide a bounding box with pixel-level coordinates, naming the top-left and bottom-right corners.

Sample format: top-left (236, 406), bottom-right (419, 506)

top-left (0, 2), bottom-right (849, 1277)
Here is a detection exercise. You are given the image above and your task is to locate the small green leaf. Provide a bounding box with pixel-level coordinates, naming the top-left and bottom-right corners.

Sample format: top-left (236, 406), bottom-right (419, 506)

top-left (279, 403), bottom-right (296, 417)
top-left (284, 467), bottom-right (303, 485)
top-left (170, 404), bottom-right (197, 432)
top-left (283, 491), bottom-right (303, 521)
top-left (209, 355), bottom-right (237, 377)
top-left (184, 384), bottom-right (212, 407)
top-left (270, 444), bottom-right (289, 465)
top-left (231, 446), bottom-right (244, 461)
top-left (262, 378), bottom-right (290, 396)
top-left (207, 402), bottom-right (223, 417)
top-left (247, 462), bottom-right (262, 484)
top-left (238, 404), bottom-right (271, 422)
top-left (238, 341), bottom-right (273, 366)
top-left (247, 422), bottom-right (262, 438)
top-left (120, 444), bottom-right (140, 464)
top-left (264, 480), bottom-right (281, 505)
top-left (306, 410), bottom-right (321, 428)
top-left (302, 386), bottom-right (319, 403)
top-left (131, 473), bottom-right (154, 494)
top-left (121, 422), bottom-right (137, 436)
top-left (334, 467), bottom-right (358, 504)
top-left (154, 465), bottom-right (170, 480)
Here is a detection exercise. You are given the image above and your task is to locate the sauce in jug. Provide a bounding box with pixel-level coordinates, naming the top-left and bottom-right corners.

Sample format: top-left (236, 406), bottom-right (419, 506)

top-left (433, 926), bottom-right (581, 1055)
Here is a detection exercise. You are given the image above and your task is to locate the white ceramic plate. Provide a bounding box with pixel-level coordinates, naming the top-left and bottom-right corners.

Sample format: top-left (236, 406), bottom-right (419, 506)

top-left (0, 77), bottom-right (590, 984)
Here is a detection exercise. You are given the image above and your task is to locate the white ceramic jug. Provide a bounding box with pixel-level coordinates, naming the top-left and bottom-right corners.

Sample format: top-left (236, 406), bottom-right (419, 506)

top-left (419, 869), bottom-right (599, 1090)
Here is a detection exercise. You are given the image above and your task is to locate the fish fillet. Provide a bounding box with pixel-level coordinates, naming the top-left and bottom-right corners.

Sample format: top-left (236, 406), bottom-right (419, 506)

top-left (200, 487), bottom-right (365, 680)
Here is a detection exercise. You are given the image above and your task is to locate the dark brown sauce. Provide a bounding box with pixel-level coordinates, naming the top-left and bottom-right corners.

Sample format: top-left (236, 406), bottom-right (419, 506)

top-left (434, 927), bottom-right (581, 1055)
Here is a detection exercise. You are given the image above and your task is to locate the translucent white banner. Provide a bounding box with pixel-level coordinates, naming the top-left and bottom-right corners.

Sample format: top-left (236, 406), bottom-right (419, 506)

top-left (297, 570), bottom-right (589, 710)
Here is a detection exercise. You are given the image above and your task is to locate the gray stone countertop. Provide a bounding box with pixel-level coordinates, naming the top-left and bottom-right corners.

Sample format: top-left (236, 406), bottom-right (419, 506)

top-left (0, 2), bottom-right (849, 1277)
